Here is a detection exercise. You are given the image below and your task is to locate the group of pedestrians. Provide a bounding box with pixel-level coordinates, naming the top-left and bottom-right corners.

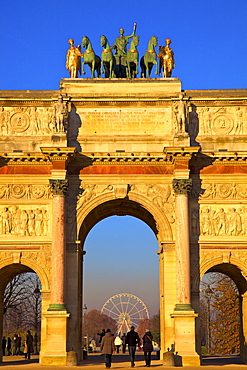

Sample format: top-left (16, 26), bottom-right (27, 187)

top-left (2, 330), bottom-right (34, 360)
top-left (100, 325), bottom-right (154, 368)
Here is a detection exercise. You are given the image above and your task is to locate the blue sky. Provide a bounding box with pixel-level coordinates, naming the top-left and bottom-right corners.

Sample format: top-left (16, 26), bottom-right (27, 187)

top-left (1, 0), bottom-right (247, 318)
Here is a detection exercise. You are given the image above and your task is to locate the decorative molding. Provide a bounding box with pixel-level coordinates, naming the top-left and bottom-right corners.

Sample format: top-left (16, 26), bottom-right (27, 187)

top-left (0, 184), bottom-right (52, 199)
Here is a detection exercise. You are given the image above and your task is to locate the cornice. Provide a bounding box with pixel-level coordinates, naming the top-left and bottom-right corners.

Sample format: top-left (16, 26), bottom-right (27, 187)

top-left (0, 152), bottom-right (51, 166)
top-left (203, 151), bottom-right (247, 164)
top-left (75, 152), bottom-right (173, 166)
top-left (40, 147), bottom-right (77, 162)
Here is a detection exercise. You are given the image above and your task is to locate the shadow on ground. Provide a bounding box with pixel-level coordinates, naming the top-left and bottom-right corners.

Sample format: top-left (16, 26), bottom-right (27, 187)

top-left (201, 355), bottom-right (243, 366)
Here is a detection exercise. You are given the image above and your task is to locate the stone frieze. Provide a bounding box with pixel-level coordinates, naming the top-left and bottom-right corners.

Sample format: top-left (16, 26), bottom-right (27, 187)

top-left (0, 205), bottom-right (50, 237)
top-left (0, 184), bottom-right (52, 199)
top-left (191, 181), bottom-right (247, 200)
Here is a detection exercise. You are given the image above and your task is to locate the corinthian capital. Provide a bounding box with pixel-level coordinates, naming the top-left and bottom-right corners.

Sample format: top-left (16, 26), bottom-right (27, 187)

top-left (172, 179), bottom-right (192, 195)
top-left (49, 179), bottom-right (68, 196)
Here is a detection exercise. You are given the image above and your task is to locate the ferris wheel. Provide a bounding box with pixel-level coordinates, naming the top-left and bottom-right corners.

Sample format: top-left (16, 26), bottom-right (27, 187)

top-left (101, 293), bottom-right (150, 335)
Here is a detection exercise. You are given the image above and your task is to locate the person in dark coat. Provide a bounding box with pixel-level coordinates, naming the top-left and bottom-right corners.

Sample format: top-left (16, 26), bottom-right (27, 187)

top-left (26, 330), bottom-right (34, 360)
top-left (121, 333), bottom-right (127, 353)
top-left (7, 337), bottom-right (11, 355)
top-left (126, 326), bottom-right (140, 368)
top-left (100, 329), bottom-right (115, 369)
top-left (16, 334), bottom-right (21, 355)
top-left (97, 329), bottom-right (106, 343)
top-left (142, 330), bottom-right (153, 367)
top-left (2, 336), bottom-right (6, 356)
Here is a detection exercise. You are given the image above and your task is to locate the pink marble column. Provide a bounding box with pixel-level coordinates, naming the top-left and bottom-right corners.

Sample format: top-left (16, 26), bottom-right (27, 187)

top-left (172, 178), bottom-right (192, 310)
top-left (48, 179), bottom-right (68, 310)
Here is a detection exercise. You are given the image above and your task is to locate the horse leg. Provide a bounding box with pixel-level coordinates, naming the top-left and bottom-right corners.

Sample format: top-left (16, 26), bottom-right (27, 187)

top-left (91, 60), bottom-right (95, 78)
top-left (126, 62), bottom-right (130, 78)
top-left (135, 59), bottom-right (139, 77)
top-left (109, 59), bottom-right (112, 79)
top-left (145, 61), bottom-right (150, 78)
top-left (101, 59), bottom-right (105, 76)
top-left (81, 61), bottom-right (86, 75)
top-left (154, 60), bottom-right (159, 75)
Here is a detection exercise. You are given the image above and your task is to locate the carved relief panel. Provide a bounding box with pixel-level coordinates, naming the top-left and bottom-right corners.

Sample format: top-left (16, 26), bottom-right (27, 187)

top-left (0, 184), bottom-right (52, 199)
top-left (0, 106), bottom-right (53, 135)
top-left (191, 181), bottom-right (247, 201)
top-left (196, 106), bottom-right (247, 136)
top-left (200, 205), bottom-right (246, 237)
top-left (0, 205), bottom-right (50, 237)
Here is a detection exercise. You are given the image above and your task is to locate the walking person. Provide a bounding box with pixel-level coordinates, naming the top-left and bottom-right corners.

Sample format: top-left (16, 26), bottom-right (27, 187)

top-left (100, 328), bottom-right (115, 369)
top-left (121, 333), bottom-right (127, 353)
top-left (114, 334), bottom-right (122, 353)
top-left (16, 334), bottom-right (21, 355)
top-left (142, 329), bottom-right (153, 367)
top-left (97, 329), bottom-right (106, 343)
top-left (25, 330), bottom-right (34, 360)
top-left (2, 336), bottom-right (6, 356)
top-left (7, 337), bottom-right (11, 355)
top-left (126, 326), bottom-right (140, 368)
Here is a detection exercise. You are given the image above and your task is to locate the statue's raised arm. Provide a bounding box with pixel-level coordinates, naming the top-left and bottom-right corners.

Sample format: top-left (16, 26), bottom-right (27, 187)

top-left (114, 23), bottom-right (137, 57)
top-left (113, 23), bottom-right (137, 78)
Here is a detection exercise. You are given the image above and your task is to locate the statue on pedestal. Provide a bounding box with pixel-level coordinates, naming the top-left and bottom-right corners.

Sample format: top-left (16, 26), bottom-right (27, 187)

top-left (53, 95), bottom-right (68, 133)
top-left (158, 38), bottom-right (175, 78)
top-left (174, 93), bottom-right (188, 134)
top-left (113, 23), bottom-right (137, 77)
top-left (66, 39), bottom-right (83, 78)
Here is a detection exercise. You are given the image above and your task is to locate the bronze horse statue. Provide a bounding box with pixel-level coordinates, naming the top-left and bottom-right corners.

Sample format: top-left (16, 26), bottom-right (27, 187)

top-left (126, 35), bottom-right (140, 78)
top-left (81, 36), bottom-right (101, 78)
top-left (140, 36), bottom-right (159, 78)
top-left (100, 35), bottom-right (116, 78)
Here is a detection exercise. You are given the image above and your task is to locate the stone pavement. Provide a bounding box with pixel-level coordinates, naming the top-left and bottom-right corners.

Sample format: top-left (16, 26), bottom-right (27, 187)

top-left (1, 353), bottom-right (247, 369)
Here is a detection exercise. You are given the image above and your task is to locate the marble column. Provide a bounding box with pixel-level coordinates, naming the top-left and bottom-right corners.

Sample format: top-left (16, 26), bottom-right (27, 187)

top-left (172, 178), bottom-right (192, 310)
top-left (48, 179), bottom-right (68, 310)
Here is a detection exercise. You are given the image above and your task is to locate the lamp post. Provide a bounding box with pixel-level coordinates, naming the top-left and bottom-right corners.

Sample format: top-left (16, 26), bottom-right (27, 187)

top-left (82, 304), bottom-right (88, 349)
top-left (33, 284), bottom-right (41, 354)
top-left (205, 285), bottom-right (212, 355)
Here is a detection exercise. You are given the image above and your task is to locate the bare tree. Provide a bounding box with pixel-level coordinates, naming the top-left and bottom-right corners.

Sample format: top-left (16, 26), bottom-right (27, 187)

top-left (3, 272), bottom-right (41, 342)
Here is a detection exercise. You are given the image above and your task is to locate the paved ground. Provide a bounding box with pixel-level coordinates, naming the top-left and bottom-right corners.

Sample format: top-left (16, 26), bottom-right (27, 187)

top-left (1, 353), bottom-right (247, 369)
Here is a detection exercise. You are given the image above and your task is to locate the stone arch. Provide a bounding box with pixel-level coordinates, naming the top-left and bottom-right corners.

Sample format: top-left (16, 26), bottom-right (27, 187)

top-left (77, 191), bottom-right (173, 246)
top-left (200, 257), bottom-right (247, 294)
top-left (0, 257), bottom-right (50, 294)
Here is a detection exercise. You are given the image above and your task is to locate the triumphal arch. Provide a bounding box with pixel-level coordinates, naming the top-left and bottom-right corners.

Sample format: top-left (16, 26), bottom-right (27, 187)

top-left (0, 76), bottom-right (247, 366)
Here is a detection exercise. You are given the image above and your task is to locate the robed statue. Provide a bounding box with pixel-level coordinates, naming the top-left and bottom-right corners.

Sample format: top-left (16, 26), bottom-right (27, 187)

top-left (158, 38), bottom-right (175, 78)
top-left (114, 23), bottom-right (137, 77)
top-left (66, 39), bottom-right (83, 78)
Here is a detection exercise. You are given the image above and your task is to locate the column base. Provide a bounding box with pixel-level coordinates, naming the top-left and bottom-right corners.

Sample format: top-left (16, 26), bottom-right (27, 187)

top-left (40, 310), bottom-right (70, 366)
top-left (48, 303), bottom-right (67, 311)
top-left (174, 353), bottom-right (200, 366)
top-left (171, 308), bottom-right (200, 366)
